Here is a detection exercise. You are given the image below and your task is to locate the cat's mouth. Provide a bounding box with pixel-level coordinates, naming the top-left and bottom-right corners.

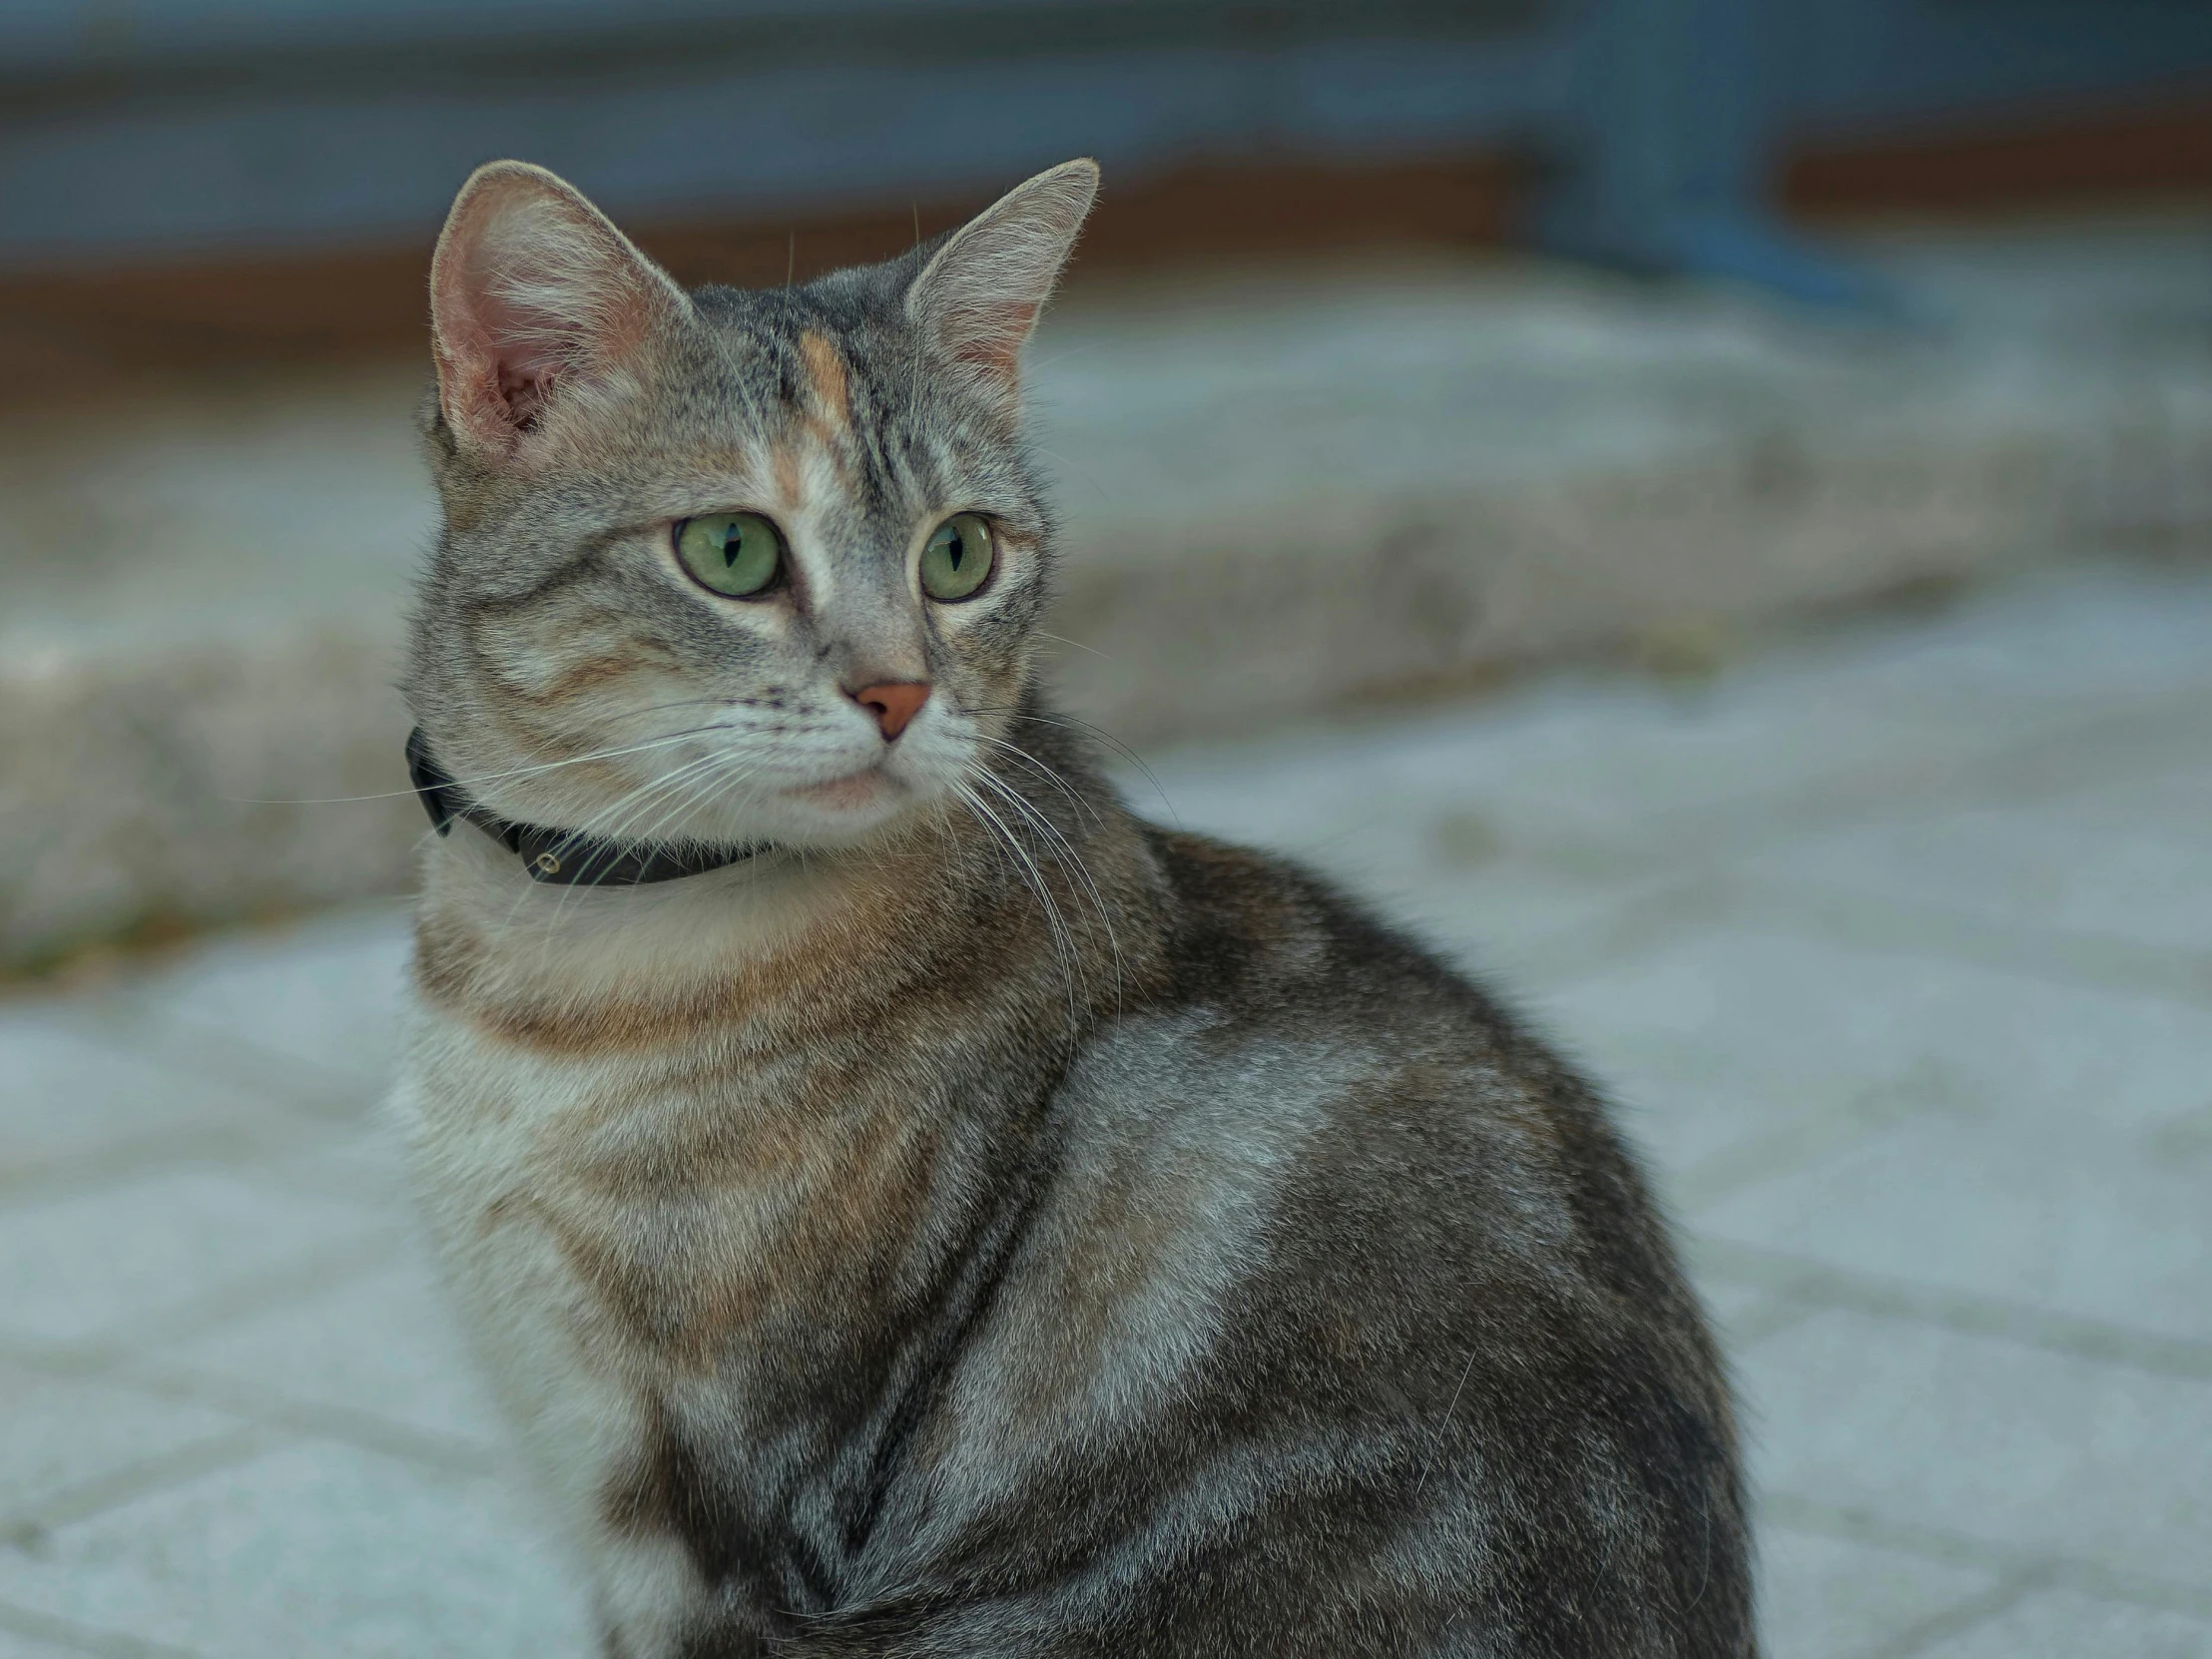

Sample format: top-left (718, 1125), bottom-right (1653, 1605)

top-left (783, 767), bottom-right (895, 812)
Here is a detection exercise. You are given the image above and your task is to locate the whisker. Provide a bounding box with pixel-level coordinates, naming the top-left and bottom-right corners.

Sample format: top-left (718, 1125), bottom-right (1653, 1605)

top-left (545, 750), bottom-right (761, 933)
top-left (964, 704), bottom-right (1176, 822)
top-left (1030, 443), bottom-right (1111, 504)
top-left (963, 784), bottom-right (1081, 1014)
top-left (968, 734), bottom-right (1101, 827)
top-left (951, 777), bottom-right (1082, 1026)
top-left (1033, 630), bottom-right (1113, 662)
top-left (498, 746), bottom-right (736, 946)
top-left (608, 697), bottom-right (762, 721)
top-left (554, 747), bottom-right (740, 894)
top-left (972, 766), bottom-right (1123, 1014)
top-left (239, 724), bottom-right (748, 807)
top-left (506, 752), bottom-right (725, 946)
top-left (1024, 339), bottom-right (1110, 373)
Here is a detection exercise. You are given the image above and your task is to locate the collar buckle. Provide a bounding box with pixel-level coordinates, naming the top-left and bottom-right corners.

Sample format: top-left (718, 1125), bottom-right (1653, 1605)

top-left (404, 728), bottom-right (772, 886)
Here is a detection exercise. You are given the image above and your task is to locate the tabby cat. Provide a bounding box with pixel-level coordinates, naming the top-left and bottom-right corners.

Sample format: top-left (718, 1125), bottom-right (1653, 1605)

top-left (391, 157), bottom-right (1754, 1658)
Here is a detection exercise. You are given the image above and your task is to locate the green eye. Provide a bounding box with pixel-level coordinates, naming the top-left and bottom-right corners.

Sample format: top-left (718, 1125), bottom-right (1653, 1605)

top-left (675, 512), bottom-right (783, 598)
top-left (919, 513), bottom-right (995, 602)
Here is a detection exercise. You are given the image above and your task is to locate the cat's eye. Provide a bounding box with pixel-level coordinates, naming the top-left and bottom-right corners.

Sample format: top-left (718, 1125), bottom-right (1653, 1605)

top-left (919, 514), bottom-right (995, 603)
top-left (674, 512), bottom-right (784, 598)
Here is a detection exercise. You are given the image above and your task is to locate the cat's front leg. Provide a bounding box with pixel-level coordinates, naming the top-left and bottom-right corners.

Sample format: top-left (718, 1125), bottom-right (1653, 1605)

top-left (392, 1076), bottom-right (719, 1656)
top-left (455, 1273), bottom-right (726, 1656)
top-left (589, 1530), bottom-right (715, 1659)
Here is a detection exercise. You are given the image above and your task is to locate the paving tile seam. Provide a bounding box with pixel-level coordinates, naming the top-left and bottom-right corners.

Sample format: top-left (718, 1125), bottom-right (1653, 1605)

top-left (73, 1009), bottom-right (383, 1125)
top-left (1497, 783), bottom-right (2212, 999)
top-left (200, 1120), bottom-right (411, 1208)
top-left (0, 1335), bottom-right (502, 1482)
top-left (1670, 1088), bottom-right (1922, 1214)
top-left (1743, 875), bottom-right (2212, 1012)
top-left (0, 1115), bottom-right (350, 1210)
top-left (106, 1359), bottom-right (501, 1478)
top-left (1475, 673), bottom-right (2212, 898)
top-left (0, 1601), bottom-right (209, 1659)
top-left (0, 1425), bottom-right (279, 1547)
top-left (1841, 1567), bottom-right (2055, 1659)
top-left (0, 1230), bottom-right (407, 1363)
top-left (1485, 872), bottom-right (1736, 988)
top-left (1712, 1293), bottom-right (1821, 1351)
top-left (2149, 1098), bottom-right (2212, 1159)
top-left (1749, 680), bottom-right (2212, 837)
top-left (212, 1151), bottom-right (405, 1211)
top-left (1691, 1238), bottom-right (2212, 1381)
top-left (1763, 1492), bottom-right (2212, 1621)
top-left (1457, 775), bottom-right (2212, 1008)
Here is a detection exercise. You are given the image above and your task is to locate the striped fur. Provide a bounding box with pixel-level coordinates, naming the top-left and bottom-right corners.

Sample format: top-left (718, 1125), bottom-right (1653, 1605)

top-left (392, 161), bottom-right (1755, 1657)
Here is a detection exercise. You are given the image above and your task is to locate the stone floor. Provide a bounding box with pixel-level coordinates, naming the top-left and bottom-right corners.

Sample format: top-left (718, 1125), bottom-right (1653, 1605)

top-left (3, 556), bottom-right (2209, 1657)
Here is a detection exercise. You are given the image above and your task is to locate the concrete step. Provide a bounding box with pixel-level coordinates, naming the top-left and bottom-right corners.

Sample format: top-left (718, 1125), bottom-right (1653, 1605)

top-left (4, 211), bottom-right (2210, 971)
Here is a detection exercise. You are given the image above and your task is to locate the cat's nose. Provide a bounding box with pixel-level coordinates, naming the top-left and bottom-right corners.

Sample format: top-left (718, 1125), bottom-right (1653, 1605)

top-left (846, 680), bottom-right (931, 742)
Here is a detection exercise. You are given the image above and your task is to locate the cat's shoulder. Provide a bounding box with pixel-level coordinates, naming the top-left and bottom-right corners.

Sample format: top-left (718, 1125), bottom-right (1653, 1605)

top-left (1138, 823), bottom-right (1527, 1029)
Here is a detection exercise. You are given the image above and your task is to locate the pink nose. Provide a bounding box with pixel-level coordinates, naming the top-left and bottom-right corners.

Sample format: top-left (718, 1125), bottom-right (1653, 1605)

top-left (847, 680), bottom-right (930, 741)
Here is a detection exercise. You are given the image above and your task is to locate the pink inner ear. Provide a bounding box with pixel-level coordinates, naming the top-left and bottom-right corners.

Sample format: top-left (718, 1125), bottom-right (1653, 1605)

top-left (489, 329), bottom-right (568, 432)
top-left (431, 167), bottom-right (687, 457)
top-left (433, 199), bottom-right (606, 450)
top-left (441, 261), bottom-right (574, 442)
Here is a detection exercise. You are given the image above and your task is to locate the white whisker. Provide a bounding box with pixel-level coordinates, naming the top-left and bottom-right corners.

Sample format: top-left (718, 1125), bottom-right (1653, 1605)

top-left (246, 723), bottom-right (748, 808)
top-left (963, 704), bottom-right (1175, 822)
top-left (970, 764), bottom-right (1123, 1014)
top-left (968, 734), bottom-right (1101, 827)
top-left (494, 746), bottom-right (736, 951)
top-left (542, 747), bottom-right (744, 930)
top-left (951, 777), bottom-right (1082, 1026)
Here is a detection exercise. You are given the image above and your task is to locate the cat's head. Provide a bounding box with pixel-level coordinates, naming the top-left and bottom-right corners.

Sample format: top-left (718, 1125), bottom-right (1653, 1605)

top-left (406, 158), bottom-right (1096, 855)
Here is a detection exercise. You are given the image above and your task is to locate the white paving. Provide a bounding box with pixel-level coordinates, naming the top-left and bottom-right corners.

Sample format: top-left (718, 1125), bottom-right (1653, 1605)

top-left (3, 557), bottom-right (2208, 1657)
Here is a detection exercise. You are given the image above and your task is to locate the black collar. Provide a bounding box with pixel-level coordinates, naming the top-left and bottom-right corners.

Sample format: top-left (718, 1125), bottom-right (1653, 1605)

top-left (406, 728), bottom-right (776, 886)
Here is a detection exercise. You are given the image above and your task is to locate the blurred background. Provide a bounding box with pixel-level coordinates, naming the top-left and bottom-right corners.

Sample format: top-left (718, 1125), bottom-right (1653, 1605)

top-left (1, 4), bottom-right (2210, 1657)
top-left (3, 0), bottom-right (2209, 967)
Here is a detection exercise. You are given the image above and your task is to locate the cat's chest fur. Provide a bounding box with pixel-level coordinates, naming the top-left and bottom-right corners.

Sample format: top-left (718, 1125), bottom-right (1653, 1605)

top-left (394, 969), bottom-right (980, 1632)
top-left (398, 992), bottom-right (949, 1389)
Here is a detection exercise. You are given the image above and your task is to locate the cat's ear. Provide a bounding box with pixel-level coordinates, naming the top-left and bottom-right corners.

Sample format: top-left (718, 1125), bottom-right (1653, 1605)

top-left (429, 161), bottom-right (691, 461)
top-left (906, 159), bottom-right (1099, 401)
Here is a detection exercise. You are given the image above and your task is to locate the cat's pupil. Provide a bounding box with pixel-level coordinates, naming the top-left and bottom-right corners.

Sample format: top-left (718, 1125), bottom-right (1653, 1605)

top-left (723, 528), bottom-right (743, 567)
top-left (945, 533), bottom-right (964, 568)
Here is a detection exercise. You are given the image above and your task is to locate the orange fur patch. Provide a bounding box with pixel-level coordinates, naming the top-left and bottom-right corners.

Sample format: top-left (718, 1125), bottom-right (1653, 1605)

top-left (797, 329), bottom-right (851, 430)
top-left (770, 442), bottom-right (803, 510)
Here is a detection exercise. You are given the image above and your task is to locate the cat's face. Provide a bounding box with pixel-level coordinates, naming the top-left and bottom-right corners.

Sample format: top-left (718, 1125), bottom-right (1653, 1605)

top-left (407, 161), bottom-right (1096, 854)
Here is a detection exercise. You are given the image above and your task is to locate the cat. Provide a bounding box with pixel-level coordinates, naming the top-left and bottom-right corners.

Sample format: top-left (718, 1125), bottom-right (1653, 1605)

top-left (390, 156), bottom-right (1754, 1659)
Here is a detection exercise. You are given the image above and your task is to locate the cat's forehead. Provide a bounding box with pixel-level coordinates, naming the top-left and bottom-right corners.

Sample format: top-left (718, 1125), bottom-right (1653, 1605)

top-left (662, 278), bottom-right (1022, 508)
top-left (675, 287), bottom-right (885, 440)
top-left (690, 274), bottom-right (905, 386)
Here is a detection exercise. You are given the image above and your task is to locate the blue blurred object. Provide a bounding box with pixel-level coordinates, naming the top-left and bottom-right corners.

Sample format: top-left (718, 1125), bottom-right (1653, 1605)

top-left (0, 0), bottom-right (2206, 304)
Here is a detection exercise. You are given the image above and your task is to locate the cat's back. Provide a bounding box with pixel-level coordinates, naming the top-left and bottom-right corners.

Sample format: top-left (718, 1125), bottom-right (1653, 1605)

top-left (1116, 826), bottom-right (1641, 1219)
top-left (866, 827), bottom-right (1752, 1657)
top-left (1035, 825), bottom-right (1706, 1346)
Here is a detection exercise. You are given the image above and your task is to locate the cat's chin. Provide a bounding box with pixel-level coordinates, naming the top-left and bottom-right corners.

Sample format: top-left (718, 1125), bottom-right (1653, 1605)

top-left (783, 769), bottom-right (892, 814)
top-left (753, 764), bottom-right (922, 847)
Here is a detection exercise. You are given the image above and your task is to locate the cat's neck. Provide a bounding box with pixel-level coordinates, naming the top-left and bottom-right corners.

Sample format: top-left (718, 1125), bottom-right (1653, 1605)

top-left (407, 777), bottom-right (1159, 1055)
top-left (410, 813), bottom-right (913, 1036)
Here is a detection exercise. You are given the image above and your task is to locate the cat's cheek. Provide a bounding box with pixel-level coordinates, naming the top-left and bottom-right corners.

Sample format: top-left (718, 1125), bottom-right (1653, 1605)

top-left (929, 592), bottom-right (1039, 691)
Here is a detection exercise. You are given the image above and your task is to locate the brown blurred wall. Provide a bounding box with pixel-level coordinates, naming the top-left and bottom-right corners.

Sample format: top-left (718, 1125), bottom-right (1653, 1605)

top-left (3, 89), bottom-right (2208, 412)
